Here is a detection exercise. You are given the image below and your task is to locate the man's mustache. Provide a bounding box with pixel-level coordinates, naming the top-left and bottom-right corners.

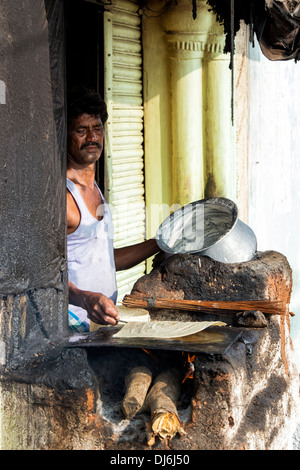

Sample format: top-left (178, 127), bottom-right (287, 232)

top-left (80, 142), bottom-right (102, 150)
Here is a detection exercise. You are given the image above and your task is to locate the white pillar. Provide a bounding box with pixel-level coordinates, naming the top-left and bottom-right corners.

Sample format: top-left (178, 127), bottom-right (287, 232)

top-left (162, 0), bottom-right (235, 206)
top-left (168, 41), bottom-right (204, 206)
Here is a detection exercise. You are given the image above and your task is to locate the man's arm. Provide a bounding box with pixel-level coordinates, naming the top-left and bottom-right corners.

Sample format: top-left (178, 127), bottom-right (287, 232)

top-left (68, 281), bottom-right (120, 325)
top-left (67, 240), bottom-right (160, 326)
top-left (114, 238), bottom-right (160, 271)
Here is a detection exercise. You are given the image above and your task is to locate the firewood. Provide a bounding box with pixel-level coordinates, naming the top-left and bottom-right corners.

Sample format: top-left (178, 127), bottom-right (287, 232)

top-left (145, 421), bottom-right (156, 447)
top-left (144, 369), bottom-right (183, 441)
top-left (122, 366), bottom-right (152, 420)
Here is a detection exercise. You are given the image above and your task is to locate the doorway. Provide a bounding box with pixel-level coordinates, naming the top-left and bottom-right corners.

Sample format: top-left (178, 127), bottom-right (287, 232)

top-left (65, 0), bottom-right (105, 191)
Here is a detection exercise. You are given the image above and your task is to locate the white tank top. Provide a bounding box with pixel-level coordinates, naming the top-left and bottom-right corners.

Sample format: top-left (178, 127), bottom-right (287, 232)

top-left (67, 178), bottom-right (118, 329)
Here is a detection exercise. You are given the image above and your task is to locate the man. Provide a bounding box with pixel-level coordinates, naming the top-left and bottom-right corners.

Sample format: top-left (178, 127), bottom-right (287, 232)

top-left (67, 90), bottom-right (160, 332)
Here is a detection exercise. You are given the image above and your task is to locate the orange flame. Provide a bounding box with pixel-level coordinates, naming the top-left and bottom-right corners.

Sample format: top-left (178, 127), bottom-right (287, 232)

top-left (142, 348), bottom-right (159, 363)
top-left (182, 353), bottom-right (196, 384)
top-left (142, 348), bottom-right (151, 356)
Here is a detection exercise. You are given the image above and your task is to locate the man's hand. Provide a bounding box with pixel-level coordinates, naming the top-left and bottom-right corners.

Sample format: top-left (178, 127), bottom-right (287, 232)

top-left (152, 250), bottom-right (166, 269)
top-left (68, 281), bottom-right (119, 326)
top-left (81, 291), bottom-right (120, 326)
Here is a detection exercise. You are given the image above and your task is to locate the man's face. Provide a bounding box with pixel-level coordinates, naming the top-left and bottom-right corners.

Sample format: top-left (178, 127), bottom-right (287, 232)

top-left (67, 113), bottom-right (104, 166)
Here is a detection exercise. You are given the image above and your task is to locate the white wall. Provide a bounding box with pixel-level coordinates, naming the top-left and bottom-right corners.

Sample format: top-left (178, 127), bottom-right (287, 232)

top-left (248, 40), bottom-right (300, 371)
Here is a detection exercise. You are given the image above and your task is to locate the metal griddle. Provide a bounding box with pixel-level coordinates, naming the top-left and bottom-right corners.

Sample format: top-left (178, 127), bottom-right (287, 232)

top-left (68, 325), bottom-right (242, 355)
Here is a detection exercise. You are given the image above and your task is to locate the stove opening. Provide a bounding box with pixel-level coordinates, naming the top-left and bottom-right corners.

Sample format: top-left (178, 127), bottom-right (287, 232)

top-left (86, 347), bottom-right (197, 446)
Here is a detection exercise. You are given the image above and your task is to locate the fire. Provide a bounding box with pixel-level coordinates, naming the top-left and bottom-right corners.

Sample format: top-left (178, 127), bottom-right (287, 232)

top-left (142, 348), bottom-right (159, 363)
top-left (142, 348), bottom-right (151, 356)
top-left (182, 353), bottom-right (196, 384)
top-left (141, 349), bottom-right (196, 383)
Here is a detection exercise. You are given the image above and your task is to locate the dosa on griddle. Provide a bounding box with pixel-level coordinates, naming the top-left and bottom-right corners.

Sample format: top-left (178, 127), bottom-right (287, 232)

top-left (113, 320), bottom-right (226, 339)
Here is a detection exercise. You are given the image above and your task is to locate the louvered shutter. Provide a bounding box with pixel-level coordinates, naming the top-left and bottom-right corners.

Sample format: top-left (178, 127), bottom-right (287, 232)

top-left (103, 0), bottom-right (146, 302)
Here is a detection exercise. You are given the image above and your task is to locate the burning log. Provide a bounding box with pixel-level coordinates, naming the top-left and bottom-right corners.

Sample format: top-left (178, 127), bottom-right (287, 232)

top-left (144, 369), bottom-right (184, 444)
top-left (122, 366), bottom-right (152, 420)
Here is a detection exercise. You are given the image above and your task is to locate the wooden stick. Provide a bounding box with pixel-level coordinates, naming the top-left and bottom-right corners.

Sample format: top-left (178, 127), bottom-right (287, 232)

top-left (122, 366), bottom-right (152, 420)
top-left (144, 369), bottom-right (183, 442)
top-left (123, 295), bottom-right (288, 316)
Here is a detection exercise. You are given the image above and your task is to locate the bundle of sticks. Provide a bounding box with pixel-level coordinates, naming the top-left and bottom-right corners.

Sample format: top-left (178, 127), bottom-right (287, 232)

top-left (123, 294), bottom-right (289, 316)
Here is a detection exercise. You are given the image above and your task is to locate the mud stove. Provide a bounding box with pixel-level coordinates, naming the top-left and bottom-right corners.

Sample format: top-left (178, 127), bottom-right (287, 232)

top-left (0, 251), bottom-right (299, 450)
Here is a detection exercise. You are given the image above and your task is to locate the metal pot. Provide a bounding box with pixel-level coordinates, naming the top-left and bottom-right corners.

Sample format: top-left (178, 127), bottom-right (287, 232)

top-left (156, 197), bottom-right (257, 263)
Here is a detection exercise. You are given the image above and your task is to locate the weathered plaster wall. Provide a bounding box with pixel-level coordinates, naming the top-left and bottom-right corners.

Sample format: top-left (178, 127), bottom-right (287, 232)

top-left (234, 25), bottom-right (250, 223)
top-left (248, 39), bottom-right (300, 373)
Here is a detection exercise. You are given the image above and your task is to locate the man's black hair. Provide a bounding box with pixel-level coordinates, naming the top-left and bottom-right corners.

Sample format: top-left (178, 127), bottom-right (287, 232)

top-left (67, 88), bottom-right (108, 126)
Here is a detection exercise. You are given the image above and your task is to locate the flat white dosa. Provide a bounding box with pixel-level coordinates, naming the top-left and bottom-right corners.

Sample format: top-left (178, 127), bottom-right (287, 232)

top-left (116, 305), bottom-right (150, 323)
top-left (112, 320), bottom-right (226, 339)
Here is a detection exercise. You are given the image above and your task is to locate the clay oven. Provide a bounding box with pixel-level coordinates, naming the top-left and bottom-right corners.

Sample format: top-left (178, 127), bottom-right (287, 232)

top-left (65, 250), bottom-right (299, 450)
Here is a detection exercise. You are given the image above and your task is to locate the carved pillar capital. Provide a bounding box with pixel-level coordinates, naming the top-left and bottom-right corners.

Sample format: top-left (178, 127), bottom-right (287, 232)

top-left (161, 0), bottom-right (226, 60)
top-left (166, 36), bottom-right (226, 60)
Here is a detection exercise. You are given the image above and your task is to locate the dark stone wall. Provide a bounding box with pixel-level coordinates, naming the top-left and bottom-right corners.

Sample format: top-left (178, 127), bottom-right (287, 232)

top-left (0, 0), bottom-right (68, 369)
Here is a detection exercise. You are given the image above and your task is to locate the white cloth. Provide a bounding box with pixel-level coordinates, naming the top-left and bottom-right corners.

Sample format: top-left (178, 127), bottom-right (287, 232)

top-left (67, 178), bottom-right (117, 329)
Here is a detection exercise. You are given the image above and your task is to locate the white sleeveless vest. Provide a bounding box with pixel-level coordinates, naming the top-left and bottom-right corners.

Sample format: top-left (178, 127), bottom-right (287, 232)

top-left (67, 178), bottom-right (117, 330)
